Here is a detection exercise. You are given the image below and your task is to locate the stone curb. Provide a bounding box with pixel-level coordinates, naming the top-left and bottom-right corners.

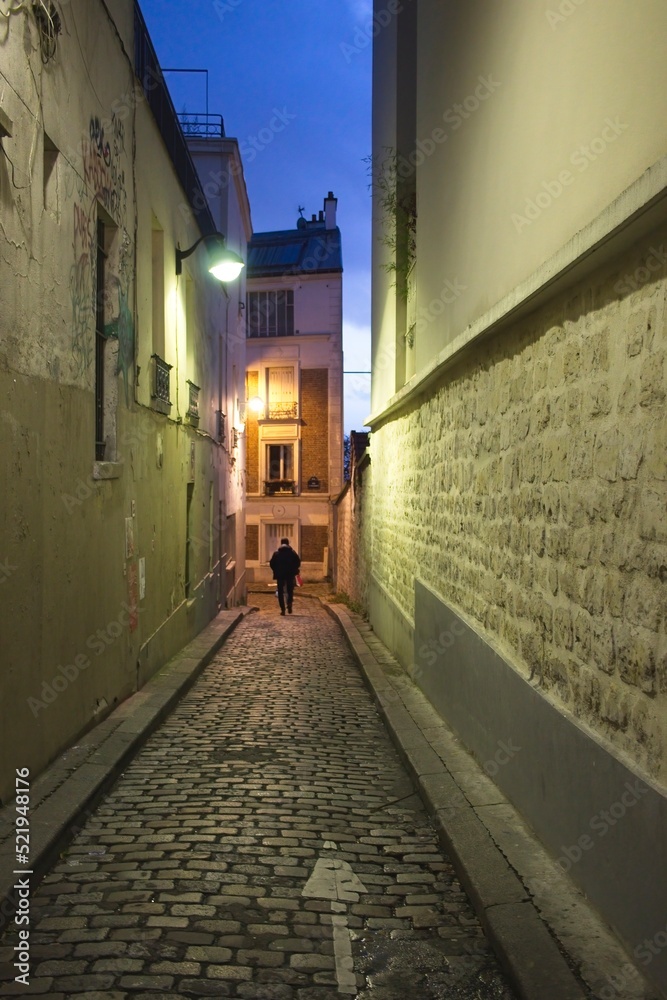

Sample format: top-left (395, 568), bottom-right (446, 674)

top-left (323, 600), bottom-right (587, 1000)
top-left (0, 605), bottom-right (255, 935)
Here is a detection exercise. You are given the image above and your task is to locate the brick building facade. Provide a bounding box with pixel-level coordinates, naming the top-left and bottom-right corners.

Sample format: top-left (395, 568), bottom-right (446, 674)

top-left (244, 195), bottom-right (344, 581)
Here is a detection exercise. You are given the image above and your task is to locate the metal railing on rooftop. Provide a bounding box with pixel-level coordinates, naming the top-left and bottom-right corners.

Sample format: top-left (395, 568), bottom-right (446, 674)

top-left (179, 113), bottom-right (225, 138)
top-left (133, 2), bottom-right (216, 237)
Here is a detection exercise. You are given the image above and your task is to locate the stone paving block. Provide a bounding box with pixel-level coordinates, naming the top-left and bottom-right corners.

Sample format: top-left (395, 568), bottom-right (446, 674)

top-left (0, 597), bottom-right (519, 1000)
top-left (185, 946), bottom-right (233, 962)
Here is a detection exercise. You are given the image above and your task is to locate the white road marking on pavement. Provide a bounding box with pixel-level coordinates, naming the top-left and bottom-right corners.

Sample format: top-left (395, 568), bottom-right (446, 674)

top-left (332, 912), bottom-right (357, 995)
top-left (301, 855), bottom-right (367, 995)
top-left (302, 857), bottom-right (367, 902)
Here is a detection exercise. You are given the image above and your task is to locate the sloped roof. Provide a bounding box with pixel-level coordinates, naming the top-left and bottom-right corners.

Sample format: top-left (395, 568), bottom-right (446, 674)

top-left (248, 226), bottom-right (342, 278)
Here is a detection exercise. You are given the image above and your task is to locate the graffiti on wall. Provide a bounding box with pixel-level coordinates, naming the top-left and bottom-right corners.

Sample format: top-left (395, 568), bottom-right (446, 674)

top-left (69, 113), bottom-right (134, 401)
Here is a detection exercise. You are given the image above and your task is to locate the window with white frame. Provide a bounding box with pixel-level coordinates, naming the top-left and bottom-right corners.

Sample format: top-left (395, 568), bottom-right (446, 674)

top-left (266, 443), bottom-right (294, 482)
top-left (247, 289), bottom-right (294, 337)
top-left (267, 366), bottom-right (297, 419)
top-left (266, 522), bottom-right (295, 559)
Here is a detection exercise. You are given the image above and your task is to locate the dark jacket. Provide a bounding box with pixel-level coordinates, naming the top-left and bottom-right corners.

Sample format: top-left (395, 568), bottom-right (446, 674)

top-left (269, 544), bottom-right (301, 580)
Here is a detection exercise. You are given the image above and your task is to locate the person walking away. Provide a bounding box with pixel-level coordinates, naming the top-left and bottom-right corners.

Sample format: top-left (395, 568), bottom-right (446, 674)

top-left (269, 537), bottom-right (301, 615)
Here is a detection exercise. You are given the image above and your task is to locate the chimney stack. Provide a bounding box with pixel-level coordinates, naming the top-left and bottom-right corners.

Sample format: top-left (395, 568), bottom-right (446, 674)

top-left (324, 191), bottom-right (337, 229)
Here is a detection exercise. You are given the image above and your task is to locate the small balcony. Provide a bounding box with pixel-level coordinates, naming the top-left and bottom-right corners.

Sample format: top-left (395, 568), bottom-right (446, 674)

top-left (264, 480), bottom-right (297, 496)
top-left (267, 402), bottom-right (298, 420)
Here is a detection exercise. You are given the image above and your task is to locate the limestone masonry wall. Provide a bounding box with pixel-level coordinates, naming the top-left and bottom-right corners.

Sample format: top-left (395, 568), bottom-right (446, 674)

top-left (336, 470), bottom-right (371, 608)
top-left (367, 229), bottom-right (667, 784)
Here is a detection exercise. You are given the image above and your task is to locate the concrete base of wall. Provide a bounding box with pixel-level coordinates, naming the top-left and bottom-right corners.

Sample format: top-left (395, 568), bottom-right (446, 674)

top-left (368, 573), bottom-right (414, 672)
top-left (413, 577), bottom-right (667, 995)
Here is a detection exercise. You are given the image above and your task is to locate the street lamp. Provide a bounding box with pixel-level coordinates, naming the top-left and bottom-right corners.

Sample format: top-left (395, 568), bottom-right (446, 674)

top-left (175, 233), bottom-right (245, 282)
top-left (247, 395), bottom-right (265, 415)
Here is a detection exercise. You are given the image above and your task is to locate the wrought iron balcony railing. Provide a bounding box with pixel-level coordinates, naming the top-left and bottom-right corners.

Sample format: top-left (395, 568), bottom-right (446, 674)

top-left (178, 113), bottom-right (225, 138)
top-left (264, 480), bottom-right (296, 496)
top-left (267, 402), bottom-right (298, 420)
top-left (186, 380), bottom-right (200, 421)
top-left (151, 354), bottom-right (172, 411)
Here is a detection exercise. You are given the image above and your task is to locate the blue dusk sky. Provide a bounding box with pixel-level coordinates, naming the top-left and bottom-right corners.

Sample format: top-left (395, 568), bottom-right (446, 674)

top-left (138, 0), bottom-right (374, 435)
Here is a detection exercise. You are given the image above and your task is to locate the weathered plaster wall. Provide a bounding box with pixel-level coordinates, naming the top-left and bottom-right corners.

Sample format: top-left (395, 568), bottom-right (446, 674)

top-left (0, 0), bottom-right (244, 803)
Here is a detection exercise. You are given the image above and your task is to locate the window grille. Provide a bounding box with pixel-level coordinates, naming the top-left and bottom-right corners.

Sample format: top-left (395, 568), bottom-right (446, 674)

top-left (187, 380), bottom-right (200, 419)
top-left (151, 354), bottom-right (172, 405)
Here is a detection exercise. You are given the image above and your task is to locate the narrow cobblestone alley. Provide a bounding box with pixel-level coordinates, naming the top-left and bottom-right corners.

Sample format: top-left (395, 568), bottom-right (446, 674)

top-left (0, 595), bottom-right (517, 999)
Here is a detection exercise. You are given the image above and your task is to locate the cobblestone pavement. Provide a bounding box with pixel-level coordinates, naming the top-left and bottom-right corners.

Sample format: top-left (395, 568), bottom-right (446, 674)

top-left (0, 595), bottom-right (517, 999)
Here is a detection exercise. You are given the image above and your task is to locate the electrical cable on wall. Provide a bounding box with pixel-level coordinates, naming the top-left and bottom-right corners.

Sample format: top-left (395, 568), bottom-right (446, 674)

top-left (0, 1), bottom-right (27, 17)
top-left (31, 0), bottom-right (61, 62)
top-left (0, 144), bottom-right (31, 189)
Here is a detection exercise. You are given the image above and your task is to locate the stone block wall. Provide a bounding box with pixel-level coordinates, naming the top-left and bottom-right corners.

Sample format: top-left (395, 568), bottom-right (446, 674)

top-left (367, 227), bottom-right (667, 785)
top-left (336, 471), bottom-right (372, 608)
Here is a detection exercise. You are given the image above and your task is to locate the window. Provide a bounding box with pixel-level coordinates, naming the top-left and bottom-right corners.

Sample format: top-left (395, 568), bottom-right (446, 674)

top-left (247, 289), bottom-right (294, 337)
top-left (187, 381), bottom-right (200, 422)
top-left (268, 366), bottom-right (297, 419)
top-left (267, 522), bottom-right (295, 557)
top-left (151, 353), bottom-right (172, 412)
top-left (93, 210), bottom-right (120, 466)
top-left (267, 444), bottom-right (293, 481)
top-left (95, 219), bottom-right (107, 460)
top-left (43, 132), bottom-right (59, 214)
top-left (185, 482), bottom-right (194, 598)
top-left (264, 444), bottom-right (296, 495)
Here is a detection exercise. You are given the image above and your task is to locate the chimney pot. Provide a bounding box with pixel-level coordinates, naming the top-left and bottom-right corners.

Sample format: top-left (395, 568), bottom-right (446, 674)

top-left (324, 191), bottom-right (337, 230)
